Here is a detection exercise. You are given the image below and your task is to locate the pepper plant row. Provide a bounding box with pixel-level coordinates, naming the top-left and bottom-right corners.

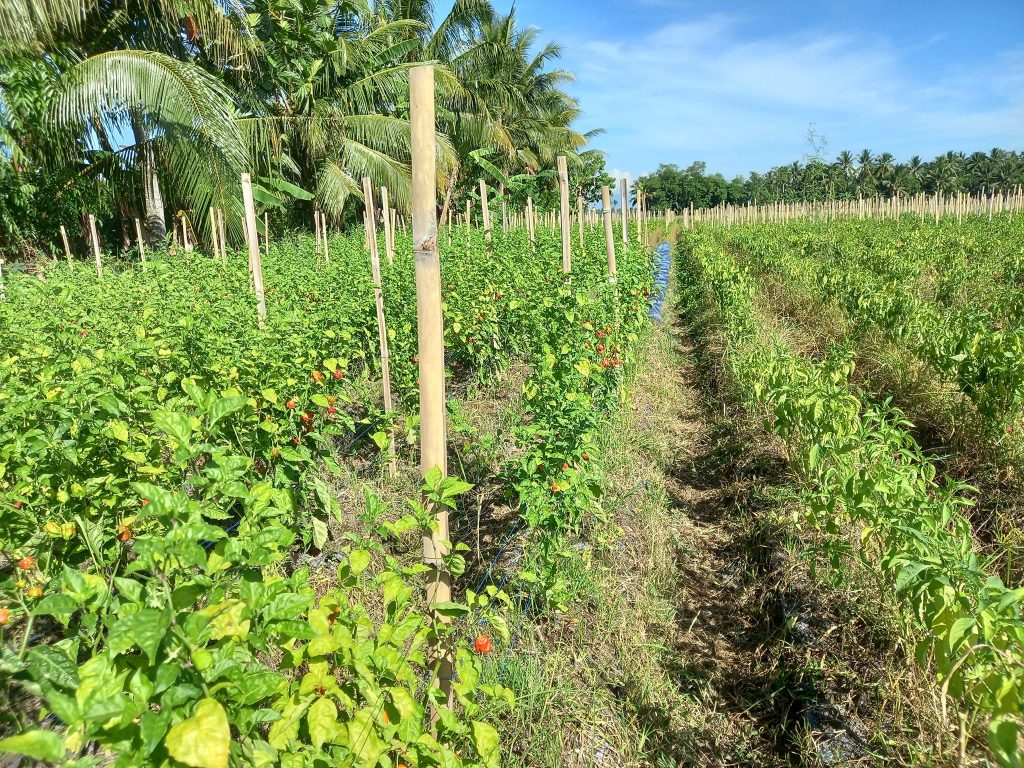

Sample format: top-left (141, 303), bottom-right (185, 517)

top-left (723, 216), bottom-right (1024, 430)
top-left (0, 223), bottom-right (653, 768)
top-left (678, 228), bottom-right (1024, 766)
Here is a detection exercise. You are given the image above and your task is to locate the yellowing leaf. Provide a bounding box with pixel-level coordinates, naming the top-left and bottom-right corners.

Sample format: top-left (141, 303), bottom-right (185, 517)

top-left (307, 697), bottom-right (337, 751)
top-left (165, 698), bottom-right (229, 768)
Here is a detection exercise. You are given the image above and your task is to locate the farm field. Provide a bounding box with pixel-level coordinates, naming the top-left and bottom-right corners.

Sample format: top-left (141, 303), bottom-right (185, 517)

top-left (4, 204), bottom-right (1024, 768)
top-left (673, 213), bottom-right (1024, 766)
top-left (0, 222), bottom-right (655, 768)
top-left (2, 0), bottom-right (1024, 761)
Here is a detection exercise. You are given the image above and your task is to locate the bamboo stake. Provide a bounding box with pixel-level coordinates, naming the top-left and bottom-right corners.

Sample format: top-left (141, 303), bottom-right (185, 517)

top-left (367, 192), bottom-right (397, 477)
top-left (209, 206), bottom-right (218, 258)
top-left (134, 217), bottom-right (147, 272)
top-left (577, 195), bottom-right (585, 249)
top-left (59, 225), bottom-right (72, 266)
top-left (321, 214), bottom-right (330, 264)
top-left (217, 209), bottom-right (227, 264)
top-left (411, 64), bottom-right (452, 707)
top-left (240, 173), bottom-right (268, 328)
top-left (526, 196), bottom-right (536, 245)
top-left (362, 177), bottom-right (381, 269)
top-left (601, 186), bottom-right (617, 277)
top-left (499, 183), bottom-right (507, 232)
top-left (620, 177), bottom-right (629, 246)
top-left (557, 156), bottom-right (571, 273)
top-left (381, 186), bottom-right (394, 264)
top-left (181, 213), bottom-right (192, 251)
top-left (88, 214), bottom-right (102, 277)
top-left (479, 179), bottom-right (492, 250)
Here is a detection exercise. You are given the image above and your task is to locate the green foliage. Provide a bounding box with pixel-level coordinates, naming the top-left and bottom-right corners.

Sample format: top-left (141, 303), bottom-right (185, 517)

top-left (640, 148), bottom-right (1024, 210)
top-left (0, 218), bottom-right (655, 764)
top-left (725, 215), bottom-right (1024, 431)
top-left (637, 162), bottom-right (744, 211)
top-left (678, 225), bottom-right (1024, 767)
top-left (0, 0), bottom-right (602, 258)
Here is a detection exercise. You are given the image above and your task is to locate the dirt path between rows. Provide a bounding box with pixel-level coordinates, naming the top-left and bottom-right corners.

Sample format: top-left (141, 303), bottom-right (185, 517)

top-left (625, 271), bottom-right (958, 767)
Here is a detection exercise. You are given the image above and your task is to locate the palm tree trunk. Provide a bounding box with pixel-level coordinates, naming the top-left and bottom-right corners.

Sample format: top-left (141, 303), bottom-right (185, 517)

top-left (131, 116), bottom-right (167, 244)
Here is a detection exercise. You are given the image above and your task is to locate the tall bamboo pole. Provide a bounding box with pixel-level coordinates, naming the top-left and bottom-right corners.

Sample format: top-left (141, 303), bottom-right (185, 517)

top-left (411, 64), bottom-right (451, 706)
top-left (601, 186), bottom-right (617, 277)
top-left (88, 214), bottom-right (102, 277)
top-left (557, 156), bottom-right (571, 273)
top-left (240, 173), bottom-right (268, 327)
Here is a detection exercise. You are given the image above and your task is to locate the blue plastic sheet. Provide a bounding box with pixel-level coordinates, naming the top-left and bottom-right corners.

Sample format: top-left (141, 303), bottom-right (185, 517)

top-left (648, 242), bottom-right (671, 323)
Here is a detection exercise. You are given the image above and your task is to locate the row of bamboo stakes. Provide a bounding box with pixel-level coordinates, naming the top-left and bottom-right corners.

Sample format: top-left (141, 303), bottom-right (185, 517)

top-left (679, 186), bottom-right (1024, 228)
top-left (13, 181), bottom-right (1017, 299)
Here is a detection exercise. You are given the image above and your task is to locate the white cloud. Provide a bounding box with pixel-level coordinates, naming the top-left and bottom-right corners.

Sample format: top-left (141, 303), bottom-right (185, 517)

top-left (558, 15), bottom-right (1024, 179)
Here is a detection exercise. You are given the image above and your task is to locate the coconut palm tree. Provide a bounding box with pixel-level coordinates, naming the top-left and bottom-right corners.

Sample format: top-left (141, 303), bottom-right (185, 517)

top-left (0, 0), bottom-right (252, 243)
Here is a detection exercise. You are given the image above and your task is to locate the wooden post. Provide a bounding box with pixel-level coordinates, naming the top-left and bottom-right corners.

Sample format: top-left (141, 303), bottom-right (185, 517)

top-left (557, 156), bottom-right (571, 273)
top-left (315, 209), bottom-right (322, 251)
top-left (479, 179), bottom-right (492, 249)
top-left (362, 177), bottom-right (381, 268)
top-left (209, 206), bottom-right (218, 258)
top-left (181, 214), bottom-right (191, 252)
top-left (134, 217), bottom-right (147, 272)
top-left (59, 225), bottom-right (72, 266)
top-left (88, 214), bottom-right (103, 277)
top-left (321, 214), bottom-right (330, 264)
top-left (367, 192), bottom-right (397, 476)
top-left (411, 64), bottom-right (451, 705)
top-left (577, 195), bottom-right (585, 249)
top-left (240, 173), bottom-right (268, 328)
top-left (217, 209), bottom-right (227, 264)
top-left (381, 186), bottom-right (395, 264)
top-left (620, 177), bottom-right (629, 246)
top-left (601, 186), bottom-right (617, 277)
top-left (526, 196), bottom-right (536, 245)
top-left (499, 183), bottom-right (507, 232)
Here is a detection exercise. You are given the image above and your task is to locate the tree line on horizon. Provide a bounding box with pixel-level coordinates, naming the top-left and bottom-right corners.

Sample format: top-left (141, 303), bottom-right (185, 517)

top-left (0, 0), bottom-right (615, 260)
top-left (637, 148), bottom-right (1024, 211)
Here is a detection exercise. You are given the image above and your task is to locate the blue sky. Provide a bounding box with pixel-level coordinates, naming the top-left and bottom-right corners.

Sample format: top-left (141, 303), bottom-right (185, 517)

top-left (497, 0), bottom-right (1024, 185)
